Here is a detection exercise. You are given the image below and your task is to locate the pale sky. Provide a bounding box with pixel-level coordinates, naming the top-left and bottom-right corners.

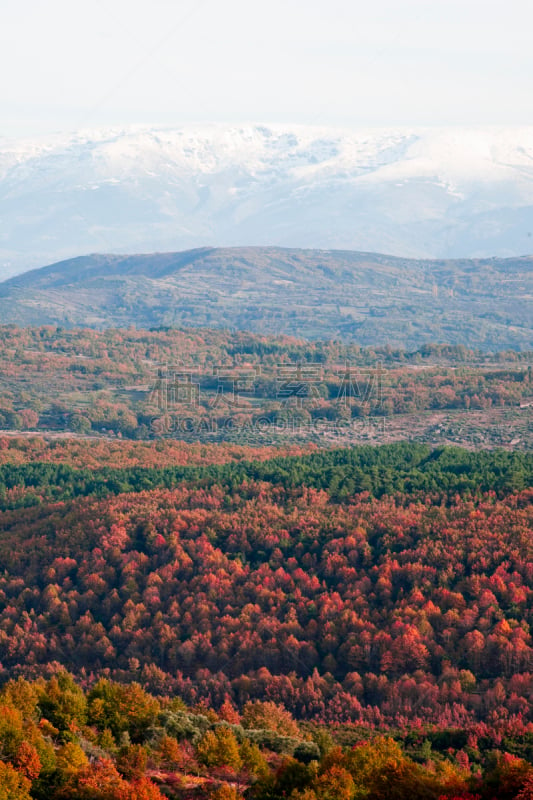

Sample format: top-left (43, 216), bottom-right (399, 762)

top-left (2, 0), bottom-right (533, 136)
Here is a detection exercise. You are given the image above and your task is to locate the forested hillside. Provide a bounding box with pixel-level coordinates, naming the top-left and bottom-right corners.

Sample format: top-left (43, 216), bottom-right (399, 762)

top-left (0, 442), bottom-right (532, 723)
top-left (1, 247), bottom-right (532, 349)
top-left (4, 673), bottom-right (533, 800)
top-left (0, 325), bottom-right (532, 797)
top-left (1, 440), bottom-right (533, 797)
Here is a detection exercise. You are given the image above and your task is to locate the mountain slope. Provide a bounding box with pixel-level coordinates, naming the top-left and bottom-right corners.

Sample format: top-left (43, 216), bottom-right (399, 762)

top-left (2, 124), bottom-right (533, 278)
top-left (1, 246), bottom-right (532, 350)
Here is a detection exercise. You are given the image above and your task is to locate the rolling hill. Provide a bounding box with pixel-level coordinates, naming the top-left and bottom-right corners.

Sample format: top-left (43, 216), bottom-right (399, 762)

top-left (0, 246), bottom-right (532, 350)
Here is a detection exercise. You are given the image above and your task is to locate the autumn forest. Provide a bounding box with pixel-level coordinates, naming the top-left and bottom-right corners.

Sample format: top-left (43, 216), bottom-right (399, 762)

top-left (0, 325), bottom-right (532, 798)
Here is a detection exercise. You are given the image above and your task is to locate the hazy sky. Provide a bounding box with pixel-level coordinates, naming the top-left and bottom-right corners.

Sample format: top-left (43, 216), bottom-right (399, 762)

top-left (2, 0), bottom-right (533, 136)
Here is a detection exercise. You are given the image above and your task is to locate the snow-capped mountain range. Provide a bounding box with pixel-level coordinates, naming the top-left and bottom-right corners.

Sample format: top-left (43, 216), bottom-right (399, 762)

top-left (1, 124), bottom-right (533, 280)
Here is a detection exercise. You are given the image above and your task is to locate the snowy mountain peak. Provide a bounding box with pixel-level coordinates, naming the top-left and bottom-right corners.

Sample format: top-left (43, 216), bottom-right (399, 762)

top-left (2, 124), bottom-right (533, 280)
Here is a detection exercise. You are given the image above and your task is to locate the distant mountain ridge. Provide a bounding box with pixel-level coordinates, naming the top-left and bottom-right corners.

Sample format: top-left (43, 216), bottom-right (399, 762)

top-left (1, 246), bottom-right (532, 351)
top-left (2, 124), bottom-right (533, 279)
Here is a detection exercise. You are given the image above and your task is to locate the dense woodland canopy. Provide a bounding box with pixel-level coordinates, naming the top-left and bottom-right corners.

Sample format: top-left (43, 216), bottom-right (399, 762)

top-left (0, 443), bottom-right (531, 714)
top-left (0, 440), bottom-right (530, 511)
top-left (0, 438), bottom-right (314, 469)
top-left (0, 439), bottom-right (532, 797)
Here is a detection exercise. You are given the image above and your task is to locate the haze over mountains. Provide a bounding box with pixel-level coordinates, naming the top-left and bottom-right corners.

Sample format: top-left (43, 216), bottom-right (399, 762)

top-left (2, 124), bottom-right (533, 279)
top-left (1, 247), bottom-right (532, 351)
